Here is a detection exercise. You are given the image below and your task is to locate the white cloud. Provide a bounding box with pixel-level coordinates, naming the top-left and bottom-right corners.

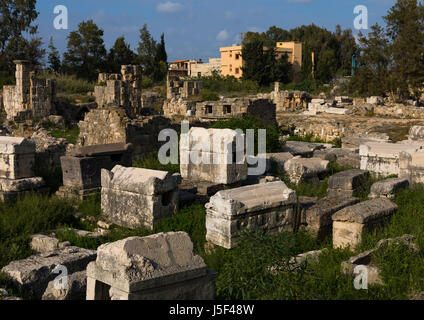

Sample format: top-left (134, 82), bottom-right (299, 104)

top-left (157, 2), bottom-right (184, 13)
top-left (216, 30), bottom-right (229, 41)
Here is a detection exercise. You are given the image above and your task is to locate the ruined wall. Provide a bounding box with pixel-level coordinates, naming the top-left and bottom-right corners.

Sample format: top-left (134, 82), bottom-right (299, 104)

top-left (272, 82), bottom-right (310, 112)
top-left (195, 97), bottom-right (276, 125)
top-left (78, 108), bottom-right (171, 158)
top-left (2, 61), bottom-right (56, 121)
top-left (166, 75), bottom-right (202, 100)
top-left (95, 65), bottom-right (143, 118)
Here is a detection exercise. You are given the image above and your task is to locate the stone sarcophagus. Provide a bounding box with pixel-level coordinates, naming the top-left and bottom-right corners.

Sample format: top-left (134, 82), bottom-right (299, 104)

top-left (332, 197), bottom-right (398, 250)
top-left (180, 127), bottom-right (247, 185)
top-left (205, 181), bottom-right (297, 249)
top-left (101, 166), bottom-right (181, 229)
top-left (86, 232), bottom-right (215, 300)
top-left (0, 136), bottom-right (45, 201)
top-left (0, 136), bottom-right (36, 179)
top-left (57, 143), bottom-right (133, 200)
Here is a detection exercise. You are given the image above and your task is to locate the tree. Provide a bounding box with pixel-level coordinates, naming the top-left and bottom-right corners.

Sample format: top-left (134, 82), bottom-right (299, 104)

top-left (63, 20), bottom-right (107, 80)
top-left (5, 36), bottom-right (45, 68)
top-left (137, 24), bottom-right (157, 77)
top-left (153, 33), bottom-right (168, 81)
top-left (0, 0), bottom-right (38, 72)
top-left (48, 37), bottom-right (61, 73)
top-left (107, 36), bottom-right (136, 73)
top-left (349, 24), bottom-right (394, 97)
top-left (384, 0), bottom-right (424, 98)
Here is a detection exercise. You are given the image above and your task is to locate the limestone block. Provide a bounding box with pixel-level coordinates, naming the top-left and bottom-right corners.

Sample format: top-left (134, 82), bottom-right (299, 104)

top-left (368, 178), bottom-right (409, 199)
top-left (302, 196), bottom-right (359, 239)
top-left (284, 157), bottom-right (329, 184)
top-left (366, 96), bottom-right (383, 105)
top-left (30, 234), bottom-right (60, 253)
top-left (42, 271), bottom-right (87, 300)
top-left (283, 141), bottom-right (331, 157)
top-left (101, 166), bottom-right (180, 229)
top-left (332, 198), bottom-right (398, 249)
top-left (205, 181), bottom-right (297, 248)
top-left (180, 127), bottom-right (247, 184)
top-left (1, 246), bottom-right (96, 299)
top-left (0, 137), bottom-right (36, 179)
top-left (359, 142), bottom-right (422, 177)
top-left (327, 169), bottom-right (370, 198)
top-left (408, 126), bottom-right (424, 141)
top-left (86, 232), bottom-right (215, 300)
top-left (314, 148), bottom-right (360, 168)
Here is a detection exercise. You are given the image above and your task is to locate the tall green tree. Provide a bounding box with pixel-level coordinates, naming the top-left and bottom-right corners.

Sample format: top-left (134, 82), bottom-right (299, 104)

top-left (137, 24), bottom-right (157, 77)
top-left (107, 36), bottom-right (136, 73)
top-left (384, 0), bottom-right (424, 98)
top-left (0, 0), bottom-right (38, 72)
top-left (153, 33), bottom-right (168, 81)
top-left (350, 24), bottom-right (394, 97)
top-left (48, 37), bottom-right (61, 73)
top-left (63, 20), bottom-right (107, 80)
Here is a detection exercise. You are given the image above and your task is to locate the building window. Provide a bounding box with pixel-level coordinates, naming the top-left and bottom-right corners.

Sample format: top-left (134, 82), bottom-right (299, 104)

top-left (223, 105), bottom-right (231, 114)
top-left (235, 54), bottom-right (240, 60)
top-left (205, 105), bottom-right (213, 114)
top-left (198, 72), bottom-right (201, 77)
top-left (235, 68), bottom-right (239, 74)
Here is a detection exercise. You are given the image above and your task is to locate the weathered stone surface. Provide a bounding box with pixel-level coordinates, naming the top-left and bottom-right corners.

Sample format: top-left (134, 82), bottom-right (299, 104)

top-left (284, 157), bottom-right (329, 184)
top-left (341, 234), bottom-right (416, 286)
top-left (327, 169), bottom-right (370, 198)
top-left (342, 133), bottom-right (391, 149)
top-left (1, 246), bottom-right (96, 299)
top-left (86, 232), bottom-right (215, 300)
top-left (289, 248), bottom-right (328, 270)
top-left (369, 178), bottom-right (409, 199)
top-left (399, 149), bottom-right (424, 184)
top-left (101, 165), bottom-right (180, 229)
top-left (360, 142), bottom-right (423, 177)
top-left (332, 198), bottom-right (398, 249)
top-left (366, 96), bottom-right (383, 105)
top-left (30, 234), bottom-right (60, 253)
top-left (302, 196), bottom-right (360, 239)
top-left (58, 143), bottom-right (133, 200)
top-left (408, 126), bottom-right (424, 141)
top-left (180, 127), bottom-right (247, 184)
top-left (313, 148), bottom-right (360, 168)
top-left (0, 136), bottom-right (36, 179)
top-left (42, 271), bottom-right (87, 300)
top-left (283, 141), bottom-right (332, 157)
top-left (205, 181), bottom-right (297, 248)
top-left (3, 61), bottom-right (56, 121)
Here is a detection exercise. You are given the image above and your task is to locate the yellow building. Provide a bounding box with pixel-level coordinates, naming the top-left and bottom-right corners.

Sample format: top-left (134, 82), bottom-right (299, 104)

top-left (220, 45), bottom-right (243, 78)
top-left (220, 42), bottom-right (302, 78)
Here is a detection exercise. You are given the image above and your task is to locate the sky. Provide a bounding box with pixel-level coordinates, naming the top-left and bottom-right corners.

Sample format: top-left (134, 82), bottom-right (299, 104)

top-left (35, 0), bottom-right (397, 62)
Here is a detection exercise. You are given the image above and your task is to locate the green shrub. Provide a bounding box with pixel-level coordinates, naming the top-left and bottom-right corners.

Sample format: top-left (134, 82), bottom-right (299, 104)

top-left (133, 152), bottom-right (180, 174)
top-left (200, 89), bottom-right (219, 101)
top-left (38, 73), bottom-right (95, 95)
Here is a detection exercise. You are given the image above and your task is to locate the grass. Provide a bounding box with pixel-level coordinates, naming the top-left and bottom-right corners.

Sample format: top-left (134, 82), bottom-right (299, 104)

top-left (286, 133), bottom-right (342, 148)
top-left (38, 73), bottom-right (95, 95)
top-left (133, 152), bottom-right (180, 174)
top-left (3, 170), bottom-right (424, 300)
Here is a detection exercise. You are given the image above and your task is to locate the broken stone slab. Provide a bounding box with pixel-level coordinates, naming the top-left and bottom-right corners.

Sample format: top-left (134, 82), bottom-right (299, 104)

top-left (313, 148), bottom-right (360, 169)
top-left (341, 133), bottom-right (391, 149)
top-left (399, 149), bottom-right (424, 184)
top-left (1, 246), bottom-right (96, 299)
top-left (332, 198), bottom-right (398, 249)
top-left (327, 169), bottom-right (370, 198)
top-left (366, 96), bottom-right (383, 105)
top-left (302, 196), bottom-right (360, 240)
top-left (368, 178), bottom-right (409, 199)
top-left (30, 234), bottom-right (61, 253)
top-left (205, 181), bottom-right (297, 249)
top-left (247, 152), bottom-right (293, 173)
top-left (86, 232), bottom-right (215, 300)
top-left (341, 234), bottom-right (416, 286)
top-left (42, 270), bottom-right (87, 300)
top-left (408, 126), bottom-right (424, 141)
top-left (283, 141), bottom-right (333, 157)
top-left (284, 157), bottom-right (329, 184)
top-left (0, 136), bottom-right (36, 179)
top-left (101, 165), bottom-right (181, 229)
top-left (269, 248), bottom-right (328, 275)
